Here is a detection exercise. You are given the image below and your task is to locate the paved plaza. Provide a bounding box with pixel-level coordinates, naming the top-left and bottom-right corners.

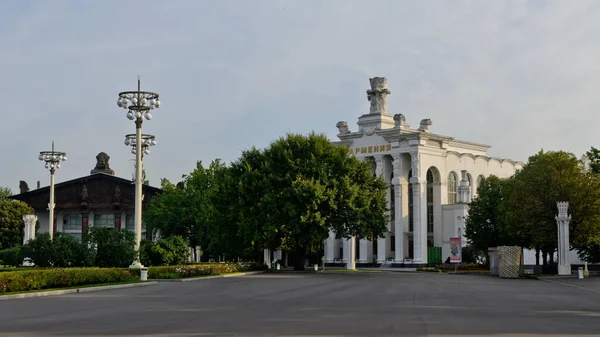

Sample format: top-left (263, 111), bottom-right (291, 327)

top-left (0, 272), bottom-right (599, 336)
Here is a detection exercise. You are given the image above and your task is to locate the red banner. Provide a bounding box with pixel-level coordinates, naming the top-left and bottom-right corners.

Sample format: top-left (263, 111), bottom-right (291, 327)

top-left (449, 237), bottom-right (462, 263)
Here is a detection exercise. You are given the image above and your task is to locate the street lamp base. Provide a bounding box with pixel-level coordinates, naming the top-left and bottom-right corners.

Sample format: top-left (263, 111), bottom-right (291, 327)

top-left (129, 261), bottom-right (144, 269)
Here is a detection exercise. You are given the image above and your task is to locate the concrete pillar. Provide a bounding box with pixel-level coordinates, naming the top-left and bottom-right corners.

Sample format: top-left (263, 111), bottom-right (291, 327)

top-left (392, 154), bottom-right (404, 263)
top-left (374, 155), bottom-right (387, 263)
top-left (22, 215), bottom-right (38, 244)
top-left (359, 238), bottom-right (373, 263)
top-left (325, 231), bottom-right (335, 262)
top-left (555, 202), bottom-right (571, 276)
top-left (264, 248), bottom-right (271, 268)
top-left (346, 237), bottom-right (356, 270)
top-left (410, 151), bottom-right (427, 263)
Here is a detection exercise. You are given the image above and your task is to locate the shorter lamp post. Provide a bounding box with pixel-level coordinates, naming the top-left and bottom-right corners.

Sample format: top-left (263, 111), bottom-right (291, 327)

top-left (38, 141), bottom-right (67, 240)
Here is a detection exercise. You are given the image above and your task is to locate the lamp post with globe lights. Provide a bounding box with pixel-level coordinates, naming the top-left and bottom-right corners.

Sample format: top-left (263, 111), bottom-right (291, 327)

top-left (117, 79), bottom-right (160, 268)
top-left (38, 141), bottom-right (67, 240)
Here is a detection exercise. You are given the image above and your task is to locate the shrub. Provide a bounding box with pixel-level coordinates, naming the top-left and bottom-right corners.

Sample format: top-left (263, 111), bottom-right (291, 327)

top-left (2, 246), bottom-right (24, 267)
top-left (142, 236), bottom-right (190, 266)
top-left (85, 227), bottom-right (136, 268)
top-left (417, 267), bottom-right (443, 273)
top-left (25, 233), bottom-right (95, 268)
top-left (0, 268), bottom-right (137, 294)
top-left (147, 262), bottom-right (264, 279)
top-left (434, 263), bottom-right (483, 270)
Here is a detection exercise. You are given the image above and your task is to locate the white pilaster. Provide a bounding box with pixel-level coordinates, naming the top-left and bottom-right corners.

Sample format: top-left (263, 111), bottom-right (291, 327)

top-left (392, 153), bottom-right (404, 262)
top-left (359, 238), bottom-right (373, 263)
top-left (325, 231), bottom-right (335, 263)
top-left (374, 155), bottom-right (388, 263)
top-left (410, 151), bottom-right (428, 263)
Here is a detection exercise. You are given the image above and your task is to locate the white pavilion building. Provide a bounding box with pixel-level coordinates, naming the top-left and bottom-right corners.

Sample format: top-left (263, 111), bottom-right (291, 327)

top-left (325, 77), bottom-right (524, 267)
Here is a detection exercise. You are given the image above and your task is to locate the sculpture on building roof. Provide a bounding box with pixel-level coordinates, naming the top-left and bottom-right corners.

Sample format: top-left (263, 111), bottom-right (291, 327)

top-left (19, 180), bottom-right (29, 194)
top-left (366, 77), bottom-right (391, 115)
top-left (94, 152), bottom-right (111, 170)
top-left (418, 119), bottom-right (433, 132)
top-left (393, 113), bottom-right (406, 128)
top-left (336, 121), bottom-right (350, 134)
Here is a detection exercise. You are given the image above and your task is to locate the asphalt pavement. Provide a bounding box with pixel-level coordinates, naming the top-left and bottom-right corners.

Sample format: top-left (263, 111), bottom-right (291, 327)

top-left (0, 271), bottom-right (599, 336)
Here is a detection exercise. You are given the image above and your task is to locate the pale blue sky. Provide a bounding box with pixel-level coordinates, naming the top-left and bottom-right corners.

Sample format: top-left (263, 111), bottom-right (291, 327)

top-left (1, 0), bottom-right (599, 192)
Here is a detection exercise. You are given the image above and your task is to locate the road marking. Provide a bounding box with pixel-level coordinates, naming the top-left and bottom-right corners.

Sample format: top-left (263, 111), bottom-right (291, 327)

top-left (541, 279), bottom-right (600, 294)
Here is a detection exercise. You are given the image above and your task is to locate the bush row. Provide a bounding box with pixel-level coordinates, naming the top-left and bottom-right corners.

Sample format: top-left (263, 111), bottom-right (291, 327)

top-left (1, 229), bottom-right (190, 269)
top-left (0, 268), bottom-right (137, 294)
top-left (434, 263), bottom-right (484, 270)
top-left (148, 262), bottom-right (266, 279)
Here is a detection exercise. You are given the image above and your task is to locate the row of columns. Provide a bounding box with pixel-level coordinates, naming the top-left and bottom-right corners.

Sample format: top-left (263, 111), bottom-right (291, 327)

top-left (325, 151), bottom-right (429, 265)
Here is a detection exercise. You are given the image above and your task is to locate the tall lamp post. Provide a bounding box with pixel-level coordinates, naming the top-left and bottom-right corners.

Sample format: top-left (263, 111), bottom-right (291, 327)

top-left (38, 141), bottom-right (67, 240)
top-left (117, 79), bottom-right (160, 268)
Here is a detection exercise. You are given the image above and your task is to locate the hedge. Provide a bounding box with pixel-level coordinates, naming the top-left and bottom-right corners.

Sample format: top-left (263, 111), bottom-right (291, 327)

top-left (147, 262), bottom-right (266, 279)
top-left (0, 268), bottom-right (137, 294)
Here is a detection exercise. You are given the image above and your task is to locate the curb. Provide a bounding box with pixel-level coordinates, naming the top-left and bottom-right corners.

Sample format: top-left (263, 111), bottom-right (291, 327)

top-left (0, 281), bottom-right (157, 301)
top-left (152, 270), bottom-right (265, 282)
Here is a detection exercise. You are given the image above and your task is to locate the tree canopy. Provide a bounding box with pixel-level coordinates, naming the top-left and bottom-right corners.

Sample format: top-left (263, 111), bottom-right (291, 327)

top-left (464, 175), bottom-right (515, 254)
top-left (0, 199), bottom-right (34, 249)
top-left (466, 149), bottom-right (600, 265)
top-left (145, 132), bottom-right (389, 270)
top-left (232, 133), bottom-right (389, 269)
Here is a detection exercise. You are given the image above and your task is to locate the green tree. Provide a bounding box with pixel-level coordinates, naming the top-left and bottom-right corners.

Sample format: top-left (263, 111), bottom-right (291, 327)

top-left (506, 150), bottom-right (600, 265)
top-left (464, 175), bottom-right (515, 256)
top-left (585, 146), bottom-right (600, 174)
top-left (145, 160), bottom-right (225, 261)
top-left (0, 187), bottom-right (12, 199)
top-left (0, 199), bottom-right (34, 249)
top-left (233, 133), bottom-right (389, 270)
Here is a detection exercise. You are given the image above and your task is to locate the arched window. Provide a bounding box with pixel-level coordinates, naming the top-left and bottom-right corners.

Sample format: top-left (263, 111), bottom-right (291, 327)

top-left (447, 172), bottom-right (457, 204)
top-left (408, 170), bottom-right (414, 232)
top-left (426, 169), bottom-right (434, 233)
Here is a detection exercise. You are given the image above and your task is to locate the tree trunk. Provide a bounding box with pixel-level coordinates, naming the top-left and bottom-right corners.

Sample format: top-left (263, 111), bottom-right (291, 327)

top-left (542, 251), bottom-right (548, 267)
top-left (293, 247), bottom-right (306, 271)
top-left (535, 248), bottom-right (540, 266)
top-left (549, 251), bottom-right (555, 265)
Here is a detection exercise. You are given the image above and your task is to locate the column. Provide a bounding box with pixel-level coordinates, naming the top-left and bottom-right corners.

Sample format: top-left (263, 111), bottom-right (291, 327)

top-left (556, 202), bottom-right (571, 275)
top-left (410, 151), bottom-right (428, 263)
top-left (22, 215), bottom-right (38, 244)
top-left (392, 153), bottom-right (404, 262)
top-left (263, 248), bottom-right (271, 268)
top-left (359, 238), bottom-right (373, 263)
top-left (374, 155), bottom-right (387, 263)
top-left (114, 212), bottom-right (122, 231)
top-left (81, 212), bottom-right (89, 235)
top-left (346, 236), bottom-right (356, 270)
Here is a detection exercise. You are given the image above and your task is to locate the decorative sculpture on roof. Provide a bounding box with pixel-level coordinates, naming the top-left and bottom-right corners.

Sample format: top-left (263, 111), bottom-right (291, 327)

top-left (19, 181), bottom-right (29, 194)
top-left (393, 113), bottom-right (406, 128)
top-left (418, 119), bottom-right (432, 132)
top-left (366, 77), bottom-right (391, 115)
top-left (94, 152), bottom-right (111, 170)
top-left (336, 121), bottom-right (350, 134)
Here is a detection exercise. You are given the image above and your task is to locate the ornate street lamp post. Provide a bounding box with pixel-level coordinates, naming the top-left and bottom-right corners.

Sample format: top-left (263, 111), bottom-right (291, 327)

top-left (38, 141), bottom-right (67, 240)
top-left (117, 79), bottom-right (161, 268)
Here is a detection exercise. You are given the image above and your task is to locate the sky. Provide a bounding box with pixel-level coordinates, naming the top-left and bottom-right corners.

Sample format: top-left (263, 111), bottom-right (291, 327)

top-left (1, 0), bottom-right (599, 192)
